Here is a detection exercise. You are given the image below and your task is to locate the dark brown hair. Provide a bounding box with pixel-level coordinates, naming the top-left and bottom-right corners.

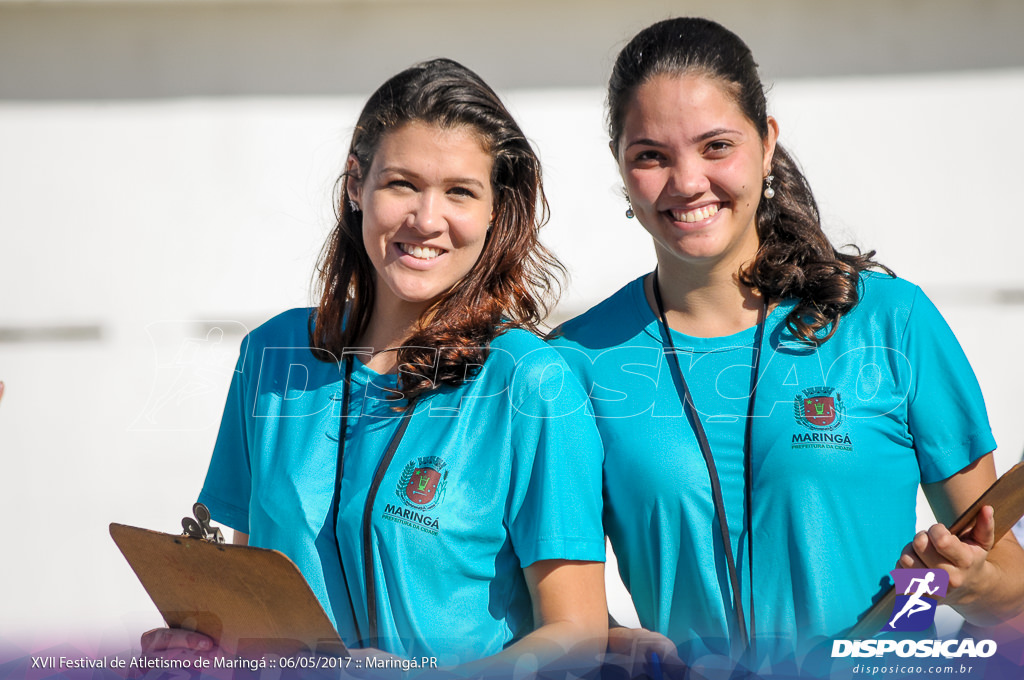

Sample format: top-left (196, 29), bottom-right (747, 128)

top-left (311, 58), bottom-right (561, 403)
top-left (608, 17), bottom-right (892, 344)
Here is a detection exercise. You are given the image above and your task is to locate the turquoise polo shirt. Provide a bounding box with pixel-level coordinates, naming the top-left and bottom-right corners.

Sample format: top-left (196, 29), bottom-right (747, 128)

top-left (549, 273), bottom-right (995, 664)
top-left (200, 308), bottom-right (605, 664)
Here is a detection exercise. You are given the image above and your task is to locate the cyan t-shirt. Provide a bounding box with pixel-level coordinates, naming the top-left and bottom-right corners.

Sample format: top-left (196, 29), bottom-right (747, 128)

top-left (549, 272), bottom-right (995, 664)
top-left (200, 308), bottom-right (605, 664)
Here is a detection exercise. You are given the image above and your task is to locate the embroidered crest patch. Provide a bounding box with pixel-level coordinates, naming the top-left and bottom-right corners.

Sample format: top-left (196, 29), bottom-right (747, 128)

top-left (396, 456), bottom-right (449, 511)
top-left (793, 386), bottom-right (845, 431)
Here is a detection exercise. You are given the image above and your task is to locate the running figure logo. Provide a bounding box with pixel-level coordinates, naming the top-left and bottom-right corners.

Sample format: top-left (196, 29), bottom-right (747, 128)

top-left (884, 569), bottom-right (950, 632)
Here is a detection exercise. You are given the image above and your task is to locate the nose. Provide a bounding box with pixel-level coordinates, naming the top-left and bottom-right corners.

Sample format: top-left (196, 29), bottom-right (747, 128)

top-left (666, 158), bottom-right (710, 197)
top-left (408, 190), bottom-right (444, 234)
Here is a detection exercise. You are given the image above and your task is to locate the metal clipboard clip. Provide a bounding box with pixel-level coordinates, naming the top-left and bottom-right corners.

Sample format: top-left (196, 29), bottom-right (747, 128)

top-left (181, 502), bottom-right (225, 544)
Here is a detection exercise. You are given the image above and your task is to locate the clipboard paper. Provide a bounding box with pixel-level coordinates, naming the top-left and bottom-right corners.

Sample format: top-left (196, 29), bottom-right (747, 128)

top-left (110, 523), bottom-right (347, 657)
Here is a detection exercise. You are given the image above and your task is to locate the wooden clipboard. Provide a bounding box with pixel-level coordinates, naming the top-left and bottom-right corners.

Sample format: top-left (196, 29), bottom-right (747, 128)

top-left (848, 462), bottom-right (1024, 638)
top-left (111, 522), bottom-right (348, 657)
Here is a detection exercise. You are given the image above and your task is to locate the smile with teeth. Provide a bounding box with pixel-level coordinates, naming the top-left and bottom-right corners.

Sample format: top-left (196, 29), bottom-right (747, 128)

top-left (398, 242), bottom-right (445, 260)
top-left (670, 203), bottom-right (720, 223)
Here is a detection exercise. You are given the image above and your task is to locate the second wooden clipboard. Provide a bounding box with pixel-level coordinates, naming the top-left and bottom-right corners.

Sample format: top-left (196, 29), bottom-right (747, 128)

top-left (111, 522), bottom-right (348, 657)
top-left (848, 461), bottom-right (1024, 639)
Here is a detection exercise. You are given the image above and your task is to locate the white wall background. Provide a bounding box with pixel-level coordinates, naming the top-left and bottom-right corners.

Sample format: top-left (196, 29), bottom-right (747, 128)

top-left (2, 0), bottom-right (1024, 654)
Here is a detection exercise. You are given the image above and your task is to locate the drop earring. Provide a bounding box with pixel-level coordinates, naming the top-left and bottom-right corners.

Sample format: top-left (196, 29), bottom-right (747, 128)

top-left (625, 199), bottom-right (635, 219)
top-left (348, 199), bottom-right (360, 213)
top-left (763, 174), bottom-right (775, 200)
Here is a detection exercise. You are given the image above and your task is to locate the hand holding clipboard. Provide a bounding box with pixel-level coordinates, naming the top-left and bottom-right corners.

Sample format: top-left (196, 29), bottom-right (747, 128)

top-left (111, 504), bottom-right (348, 658)
top-left (849, 462), bottom-right (1024, 638)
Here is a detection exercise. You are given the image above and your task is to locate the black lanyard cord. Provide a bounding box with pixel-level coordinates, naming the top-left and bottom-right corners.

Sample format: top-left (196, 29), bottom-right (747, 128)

top-left (333, 353), bottom-right (361, 643)
top-left (332, 352), bottom-right (417, 648)
top-left (361, 399), bottom-right (416, 647)
top-left (651, 269), bottom-right (766, 661)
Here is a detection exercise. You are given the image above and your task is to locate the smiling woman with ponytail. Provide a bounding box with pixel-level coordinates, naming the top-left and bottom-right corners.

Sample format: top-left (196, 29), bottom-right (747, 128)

top-left (551, 16), bottom-right (1024, 674)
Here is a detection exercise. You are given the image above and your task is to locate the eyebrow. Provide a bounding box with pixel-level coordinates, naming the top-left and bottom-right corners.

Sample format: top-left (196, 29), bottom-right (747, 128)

top-left (692, 128), bottom-right (742, 143)
top-left (624, 128), bottom-right (744, 150)
top-left (377, 166), bottom-right (486, 189)
top-left (446, 177), bottom-right (487, 189)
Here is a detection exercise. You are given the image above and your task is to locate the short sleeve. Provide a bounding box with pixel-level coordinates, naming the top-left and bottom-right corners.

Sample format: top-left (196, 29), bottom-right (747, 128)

top-left (504, 350), bottom-right (605, 567)
top-left (197, 341), bottom-right (253, 532)
top-left (903, 287), bottom-right (996, 483)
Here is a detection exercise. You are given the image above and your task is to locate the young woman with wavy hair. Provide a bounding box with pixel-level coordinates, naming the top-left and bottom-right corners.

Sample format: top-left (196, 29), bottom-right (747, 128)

top-left (312, 59), bottom-right (565, 399)
top-left (144, 58), bottom-right (607, 671)
top-left (550, 17), bottom-right (1023, 674)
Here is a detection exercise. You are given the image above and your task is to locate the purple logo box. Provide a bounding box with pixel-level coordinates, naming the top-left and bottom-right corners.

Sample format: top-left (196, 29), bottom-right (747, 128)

top-left (884, 568), bottom-right (950, 632)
